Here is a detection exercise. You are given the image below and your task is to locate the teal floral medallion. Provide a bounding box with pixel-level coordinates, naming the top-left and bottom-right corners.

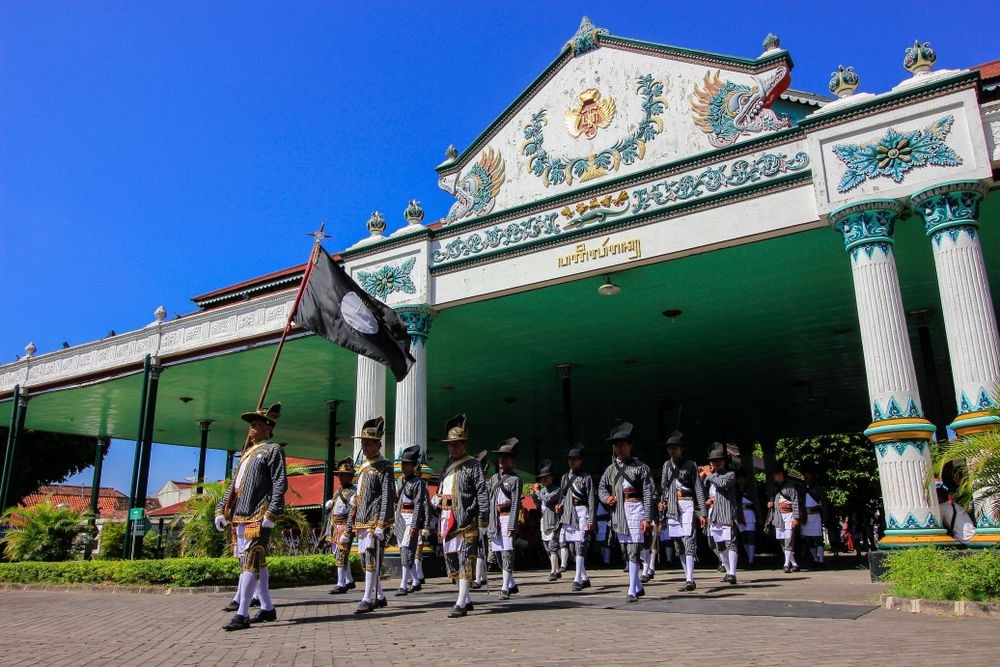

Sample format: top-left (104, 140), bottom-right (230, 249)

top-left (356, 257), bottom-right (416, 301)
top-left (832, 115), bottom-right (961, 193)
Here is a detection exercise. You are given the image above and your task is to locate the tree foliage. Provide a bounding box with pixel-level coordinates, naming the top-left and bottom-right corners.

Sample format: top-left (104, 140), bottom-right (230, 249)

top-left (933, 404), bottom-right (1000, 523)
top-left (776, 432), bottom-right (881, 512)
top-left (0, 427), bottom-right (102, 507)
top-left (1, 499), bottom-right (90, 562)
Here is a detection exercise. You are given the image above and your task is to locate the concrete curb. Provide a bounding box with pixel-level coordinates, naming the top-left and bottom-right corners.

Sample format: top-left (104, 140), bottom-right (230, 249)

top-left (881, 593), bottom-right (1000, 618)
top-left (0, 583), bottom-right (229, 595)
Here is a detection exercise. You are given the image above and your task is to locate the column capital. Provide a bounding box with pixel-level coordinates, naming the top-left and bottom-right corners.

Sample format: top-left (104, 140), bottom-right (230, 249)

top-left (828, 198), bottom-right (905, 257)
top-left (394, 305), bottom-right (437, 344)
top-left (909, 179), bottom-right (989, 240)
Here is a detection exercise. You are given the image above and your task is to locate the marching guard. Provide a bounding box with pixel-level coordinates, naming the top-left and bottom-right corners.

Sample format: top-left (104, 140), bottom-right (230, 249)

top-left (531, 460), bottom-right (563, 581)
top-left (433, 415), bottom-right (489, 618)
top-left (598, 420), bottom-right (654, 603)
top-left (700, 444), bottom-right (740, 584)
top-left (323, 457), bottom-right (357, 594)
top-left (659, 431), bottom-right (705, 592)
top-left (735, 468), bottom-right (760, 567)
top-left (768, 463), bottom-right (801, 573)
top-left (487, 438), bottom-right (522, 599)
top-left (800, 463), bottom-right (828, 568)
top-left (347, 416), bottom-right (396, 614)
top-left (215, 402), bottom-right (288, 631)
top-left (394, 444), bottom-right (429, 595)
top-left (558, 444), bottom-right (595, 591)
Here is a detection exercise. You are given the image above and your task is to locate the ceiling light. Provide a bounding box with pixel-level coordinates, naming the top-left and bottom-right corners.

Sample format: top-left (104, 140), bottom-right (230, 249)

top-left (662, 309), bottom-right (683, 321)
top-left (598, 275), bottom-right (620, 296)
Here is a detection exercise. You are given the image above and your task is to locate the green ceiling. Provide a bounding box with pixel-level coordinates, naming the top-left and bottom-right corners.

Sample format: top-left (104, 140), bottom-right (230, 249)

top-left (3, 190), bottom-right (998, 475)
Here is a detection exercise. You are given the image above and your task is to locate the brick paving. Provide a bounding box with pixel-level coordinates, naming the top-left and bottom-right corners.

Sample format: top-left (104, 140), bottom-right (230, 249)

top-left (1, 562), bottom-right (996, 666)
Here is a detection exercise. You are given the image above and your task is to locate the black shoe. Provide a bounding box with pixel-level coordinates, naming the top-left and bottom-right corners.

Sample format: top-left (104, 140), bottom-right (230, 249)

top-left (250, 597), bottom-right (260, 608)
top-left (725, 575), bottom-right (738, 585)
top-left (464, 601), bottom-right (475, 611)
top-left (448, 605), bottom-right (467, 618)
top-left (395, 588), bottom-right (409, 596)
top-left (626, 594), bottom-right (638, 603)
top-left (329, 585), bottom-right (348, 595)
top-left (717, 564), bottom-right (727, 573)
top-left (560, 566), bottom-right (567, 572)
top-left (679, 581), bottom-right (695, 592)
top-left (222, 601), bottom-right (239, 612)
top-left (407, 583), bottom-right (422, 593)
top-left (250, 608), bottom-right (277, 624)
top-left (223, 614), bottom-right (250, 631)
top-left (508, 584), bottom-right (519, 595)
top-left (498, 590), bottom-right (510, 600)
top-left (647, 572), bottom-right (655, 580)
top-left (791, 565), bottom-right (800, 573)
top-left (636, 587), bottom-right (645, 598)
top-left (548, 572), bottom-right (559, 582)
top-left (471, 580), bottom-right (483, 590)
top-left (419, 577), bottom-right (426, 584)
top-left (354, 600), bottom-right (374, 615)
top-left (639, 574), bottom-right (650, 584)
top-left (580, 579), bottom-right (591, 589)
top-left (783, 566), bottom-right (792, 573)
top-left (346, 580), bottom-right (357, 590)
top-left (374, 596), bottom-right (387, 609)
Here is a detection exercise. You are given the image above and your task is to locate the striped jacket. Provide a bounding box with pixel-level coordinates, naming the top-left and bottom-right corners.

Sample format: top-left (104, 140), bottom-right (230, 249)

top-left (394, 474), bottom-right (429, 547)
top-left (487, 471), bottom-right (522, 539)
top-left (659, 458), bottom-right (706, 520)
top-left (437, 455), bottom-right (489, 536)
top-left (531, 484), bottom-right (561, 531)
top-left (704, 469), bottom-right (740, 527)
top-left (768, 479), bottom-right (801, 529)
top-left (216, 440), bottom-right (287, 524)
top-left (558, 471), bottom-right (596, 528)
top-left (598, 457), bottom-right (654, 535)
top-left (347, 457), bottom-right (395, 533)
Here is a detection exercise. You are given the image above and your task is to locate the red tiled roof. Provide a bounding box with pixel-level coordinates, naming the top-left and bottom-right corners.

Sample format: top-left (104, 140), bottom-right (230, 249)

top-left (20, 485), bottom-right (130, 521)
top-left (171, 481), bottom-right (196, 488)
top-left (148, 499), bottom-right (189, 518)
top-left (975, 59), bottom-right (1000, 80)
top-left (286, 456), bottom-right (324, 468)
top-left (286, 473), bottom-right (325, 508)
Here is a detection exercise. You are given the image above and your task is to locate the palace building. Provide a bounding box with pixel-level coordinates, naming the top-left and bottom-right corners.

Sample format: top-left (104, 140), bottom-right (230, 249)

top-left (2, 20), bottom-right (999, 550)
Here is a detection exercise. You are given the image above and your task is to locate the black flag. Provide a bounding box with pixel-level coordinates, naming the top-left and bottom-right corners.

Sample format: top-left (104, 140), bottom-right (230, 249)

top-left (295, 247), bottom-right (415, 382)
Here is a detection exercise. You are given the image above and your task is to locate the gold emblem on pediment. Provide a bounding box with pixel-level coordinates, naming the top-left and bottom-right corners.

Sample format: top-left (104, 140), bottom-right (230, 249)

top-left (565, 88), bottom-right (616, 140)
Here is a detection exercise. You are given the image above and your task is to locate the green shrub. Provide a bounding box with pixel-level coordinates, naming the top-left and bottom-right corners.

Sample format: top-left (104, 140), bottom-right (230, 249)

top-left (0, 553), bottom-right (361, 588)
top-left (1, 500), bottom-right (90, 562)
top-left (884, 547), bottom-right (1000, 601)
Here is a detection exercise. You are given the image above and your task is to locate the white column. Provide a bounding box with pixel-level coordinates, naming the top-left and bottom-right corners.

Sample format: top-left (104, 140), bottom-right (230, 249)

top-left (829, 199), bottom-right (951, 546)
top-left (353, 355), bottom-right (386, 462)
top-left (911, 180), bottom-right (1000, 535)
top-left (393, 306), bottom-right (435, 460)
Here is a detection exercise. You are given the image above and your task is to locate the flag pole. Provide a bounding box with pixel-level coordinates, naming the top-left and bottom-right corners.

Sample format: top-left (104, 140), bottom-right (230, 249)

top-left (249, 224), bottom-right (330, 447)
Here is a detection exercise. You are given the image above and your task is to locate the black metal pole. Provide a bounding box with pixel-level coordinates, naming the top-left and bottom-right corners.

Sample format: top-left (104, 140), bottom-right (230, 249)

top-left (124, 357), bottom-right (151, 558)
top-left (224, 450), bottom-right (235, 480)
top-left (0, 385), bottom-right (23, 513)
top-left (322, 400), bottom-right (341, 528)
top-left (84, 437), bottom-right (109, 560)
top-left (156, 517), bottom-right (165, 558)
top-left (908, 309), bottom-right (948, 441)
top-left (196, 420), bottom-right (212, 493)
top-left (557, 364), bottom-right (574, 450)
top-left (129, 361), bottom-right (161, 559)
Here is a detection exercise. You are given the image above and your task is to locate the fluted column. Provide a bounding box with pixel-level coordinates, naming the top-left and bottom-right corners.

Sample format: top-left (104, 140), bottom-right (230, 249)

top-left (353, 355), bottom-right (386, 461)
top-left (829, 199), bottom-right (952, 547)
top-left (393, 306), bottom-right (436, 460)
top-left (910, 180), bottom-right (1000, 537)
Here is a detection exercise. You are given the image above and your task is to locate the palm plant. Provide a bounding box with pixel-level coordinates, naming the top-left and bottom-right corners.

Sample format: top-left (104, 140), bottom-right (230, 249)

top-left (1, 499), bottom-right (90, 562)
top-left (933, 403), bottom-right (1000, 524)
top-left (175, 480), bottom-right (229, 557)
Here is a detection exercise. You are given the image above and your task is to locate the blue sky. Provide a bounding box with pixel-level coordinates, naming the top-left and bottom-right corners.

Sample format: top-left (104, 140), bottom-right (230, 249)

top-left (2, 1), bottom-right (998, 497)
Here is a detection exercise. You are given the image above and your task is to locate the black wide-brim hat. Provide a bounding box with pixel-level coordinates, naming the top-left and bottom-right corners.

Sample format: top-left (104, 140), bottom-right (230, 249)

top-left (707, 443), bottom-right (726, 460)
top-left (565, 444), bottom-right (584, 459)
top-left (607, 420), bottom-right (635, 443)
top-left (491, 437), bottom-right (519, 457)
top-left (333, 456), bottom-right (355, 474)
top-left (536, 459), bottom-right (554, 479)
top-left (443, 414), bottom-right (468, 442)
top-left (664, 430), bottom-right (684, 447)
top-left (354, 416), bottom-right (385, 441)
top-left (399, 444), bottom-right (422, 464)
top-left (242, 402), bottom-right (282, 426)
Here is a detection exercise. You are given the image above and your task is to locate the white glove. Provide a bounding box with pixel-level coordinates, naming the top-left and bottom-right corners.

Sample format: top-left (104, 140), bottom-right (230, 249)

top-left (324, 499), bottom-right (335, 511)
top-left (261, 517), bottom-right (276, 529)
top-left (431, 495), bottom-right (441, 509)
top-left (214, 515), bottom-right (228, 531)
top-left (339, 534), bottom-right (351, 545)
top-left (374, 527), bottom-right (385, 541)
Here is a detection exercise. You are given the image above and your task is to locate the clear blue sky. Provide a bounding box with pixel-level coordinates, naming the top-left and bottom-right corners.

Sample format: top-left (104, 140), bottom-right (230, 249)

top-left (2, 1), bottom-right (998, 497)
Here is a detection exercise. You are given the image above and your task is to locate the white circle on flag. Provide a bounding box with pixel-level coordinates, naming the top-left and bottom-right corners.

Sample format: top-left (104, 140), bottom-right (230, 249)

top-left (341, 291), bottom-right (379, 334)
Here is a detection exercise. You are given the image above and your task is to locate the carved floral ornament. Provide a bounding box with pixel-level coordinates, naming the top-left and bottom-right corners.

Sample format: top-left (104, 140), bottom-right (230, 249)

top-left (356, 257), bottom-right (417, 301)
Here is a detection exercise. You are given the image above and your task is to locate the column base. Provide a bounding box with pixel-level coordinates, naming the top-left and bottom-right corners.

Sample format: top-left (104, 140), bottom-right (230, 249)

top-left (965, 530), bottom-right (1000, 548)
top-left (949, 411), bottom-right (1000, 437)
top-left (878, 529), bottom-right (958, 549)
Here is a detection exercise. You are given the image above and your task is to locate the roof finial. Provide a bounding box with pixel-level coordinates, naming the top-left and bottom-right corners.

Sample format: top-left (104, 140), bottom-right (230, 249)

top-left (762, 33), bottom-right (781, 53)
top-left (567, 16), bottom-right (608, 57)
top-left (904, 40), bottom-right (936, 76)
top-left (366, 211), bottom-right (387, 237)
top-left (829, 65), bottom-right (860, 98)
top-left (404, 200), bottom-right (425, 226)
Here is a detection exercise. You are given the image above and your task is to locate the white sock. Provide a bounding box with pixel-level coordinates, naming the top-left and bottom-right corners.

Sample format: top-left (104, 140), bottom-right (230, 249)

top-left (560, 546), bottom-right (569, 569)
top-left (791, 553), bottom-right (799, 567)
top-left (746, 545), bottom-right (755, 563)
top-left (375, 575), bottom-right (384, 599)
top-left (400, 565), bottom-right (411, 590)
top-left (641, 548), bottom-right (651, 573)
top-left (627, 561), bottom-right (639, 596)
top-left (727, 550), bottom-right (738, 576)
top-left (502, 570), bottom-right (510, 591)
top-left (685, 555), bottom-right (695, 582)
top-left (346, 565), bottom-right (354, 584)
top-left (414, 559), bottom-right (424, 581)
top-left (816, 546), bottom-right (824, 562)
top-left (601, 546), bottom-right (611, 565)
top-left (510, 572), bottom-right (517, 587)
top-left (457, 578), bottom-right (470, 607)
top-left (576, 555), bottom-right (587, 582)
top-left (231, 591), bottom-right (239, 603)
top-left (550, 553), bottom-right (559, 574)
top-left (256, 568), bottom-right (273, 611)
top-left (784, 550), bottom-right (793, 567)
top-left (362, 570), bottom-right (375, 603)
top-left (476, 557), bottom-right (486, 582)
top-left (236, 571), bottom-right (256, 617)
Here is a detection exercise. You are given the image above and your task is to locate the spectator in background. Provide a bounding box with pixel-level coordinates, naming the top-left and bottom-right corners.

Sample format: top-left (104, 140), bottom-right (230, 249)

top-left (935, 479), bottom-right (976, 546)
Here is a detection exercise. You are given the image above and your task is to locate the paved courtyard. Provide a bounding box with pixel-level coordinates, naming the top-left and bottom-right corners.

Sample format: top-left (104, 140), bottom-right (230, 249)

top-left (2, 563), bottom-right (996, 666)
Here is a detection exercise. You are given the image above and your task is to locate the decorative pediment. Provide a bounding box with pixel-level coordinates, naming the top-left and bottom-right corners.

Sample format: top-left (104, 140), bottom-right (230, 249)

top-left (437, 20), bottom-right (793, 226)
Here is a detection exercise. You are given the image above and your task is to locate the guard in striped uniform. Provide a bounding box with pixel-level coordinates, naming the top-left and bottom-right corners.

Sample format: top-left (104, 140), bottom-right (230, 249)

top-left (488, 438), bottom-right (522, 599)
top-left (800, 463), bottom-right (828, 568)
top-left (395, 444), bottom-right (429, 595)
top-left (558, 444), bottom-right (595, 591)
top-left (216, 402), bottom-right (287, 631)
top-left (659, 431), bottom-right (706, 592)
top-left (768, 463), bottom-right (801, 573)
top-left (735, 468), bottom-right (760, 567)
top-left (347, 417), bottom-right (396, 614)
top-left (323, 457), bottom-right (357, 594)
top-left (433, 415), bottom-right (489, 618)
top-left (700, 444), bottom-right (740, 584)
top-left (598, 421), bottom-right (654, 603)
top-left (531, 460), bottom-right (562, 581)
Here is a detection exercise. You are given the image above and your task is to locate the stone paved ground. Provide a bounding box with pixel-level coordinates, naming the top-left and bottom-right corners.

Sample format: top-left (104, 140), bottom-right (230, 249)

top-left (2, 562), bottom-right (997, 666)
